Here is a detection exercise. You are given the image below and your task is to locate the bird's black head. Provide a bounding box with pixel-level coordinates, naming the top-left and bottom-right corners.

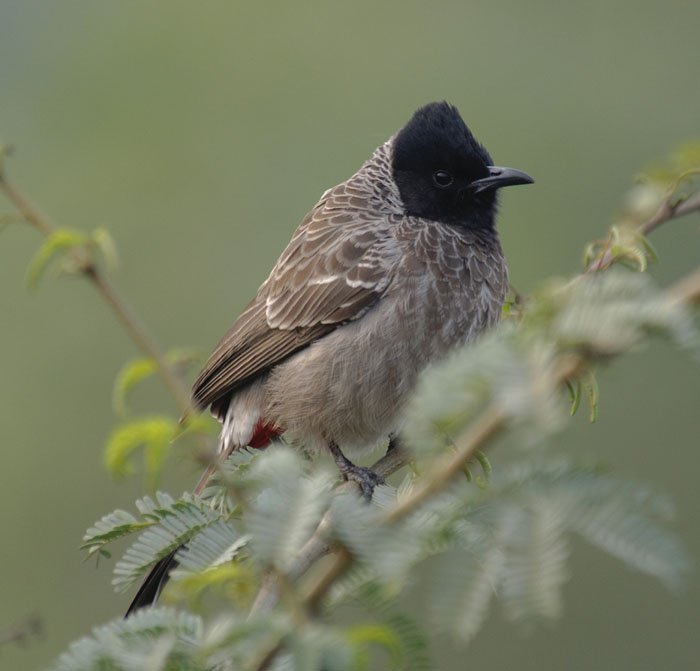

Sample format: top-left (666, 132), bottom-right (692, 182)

top-left (391, 101), bottom-right (533, 228)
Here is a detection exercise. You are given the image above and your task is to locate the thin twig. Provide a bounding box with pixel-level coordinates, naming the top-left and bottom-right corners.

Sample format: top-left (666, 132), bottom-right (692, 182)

top-left (0, 169), bottom-right (193, 418)
top-left (587, 189), bottom-right (700, 272)
top-left (381, 407), bottom-right (507, 526)
top-left (642, 190), bottom-right (700, 236)
top-left (303, 546), bottom-right (353, 614)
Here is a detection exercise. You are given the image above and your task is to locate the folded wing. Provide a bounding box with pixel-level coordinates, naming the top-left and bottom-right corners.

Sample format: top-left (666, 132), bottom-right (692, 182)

top-left (191, 190), bottom-right (398, 416)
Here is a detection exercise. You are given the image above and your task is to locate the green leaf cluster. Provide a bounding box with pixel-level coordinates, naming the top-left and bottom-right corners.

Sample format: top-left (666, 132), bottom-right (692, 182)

top-left (70, 441), bottom-right (689, 669)
top-left (25, 226), bottom-right (117, 289)
top-left (105, 348), bottom-right (215, 489)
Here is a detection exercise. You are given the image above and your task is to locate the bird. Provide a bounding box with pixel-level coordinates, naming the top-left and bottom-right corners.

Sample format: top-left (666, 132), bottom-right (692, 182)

top-left (125, 100), bottom-right (533, 615)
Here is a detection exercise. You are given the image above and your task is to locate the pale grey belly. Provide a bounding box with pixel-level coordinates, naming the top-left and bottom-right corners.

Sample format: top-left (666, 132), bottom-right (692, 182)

top-left (260, 278), bottom-right (499, 455)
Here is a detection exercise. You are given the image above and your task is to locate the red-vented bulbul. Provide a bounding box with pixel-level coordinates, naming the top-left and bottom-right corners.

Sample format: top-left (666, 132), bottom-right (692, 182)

top-left (126, 101), bottom-right (533, 614)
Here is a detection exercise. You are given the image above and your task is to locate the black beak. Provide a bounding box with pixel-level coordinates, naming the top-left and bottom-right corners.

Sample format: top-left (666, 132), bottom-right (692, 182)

top-left (469, 166), bottom-right (534, 194)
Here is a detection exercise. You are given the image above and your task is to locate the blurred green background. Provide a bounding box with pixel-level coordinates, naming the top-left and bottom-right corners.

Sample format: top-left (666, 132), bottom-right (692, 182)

top-left (1, 1), bottom-right (698, 669)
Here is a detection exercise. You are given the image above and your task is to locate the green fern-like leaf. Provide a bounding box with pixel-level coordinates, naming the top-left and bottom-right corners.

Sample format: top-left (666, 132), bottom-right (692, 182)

top-left (173, 521), bottom-right (249, 575)
top-left (246, 447), bottom-right (336, 571)
top-left (82, 509), bottom-right (149, 559)
top-left (330, 489), bottom-right (441, 587)
top-left (166, 562), bottom-right (257, 611)
top-left (51, 609), bottom-right (296, 671)
top-left (166, 521), bottom-right (252, 606)
top-left (50, 608), bottom-right (204, 671)
top-left (345, 622), bottom-right (403, 670)
top-left (553, 271), bottom-right (696, 355)
top-left (564, 477), bottom-right (689, 590)
top-left (113, 493), bottom-right (227, 592)
top-left (423, 460), bottom-right (688, 641)
top-left (112, 358), bottom-right (158, 416)
top-left (89, 226), bottom-right (119, 270)
top-left (405, 327), bottom-right (567, 456)
top-left (383, 613), bottom-right (432, 671)
top-left (286, 624), bottom-right (355, 671)
top-left (497, 498), bottom-right (570, 622)
top-left (428, 540), bottom-right (503, 643)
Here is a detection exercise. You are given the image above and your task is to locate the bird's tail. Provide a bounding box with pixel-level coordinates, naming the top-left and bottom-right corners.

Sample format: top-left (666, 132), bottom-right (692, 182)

top-left (124, 548), bottom-right (179, 616)
top-left (124, 462), bottom-right (219, 617)
top-left (124, 417), bottom-right (281, 616)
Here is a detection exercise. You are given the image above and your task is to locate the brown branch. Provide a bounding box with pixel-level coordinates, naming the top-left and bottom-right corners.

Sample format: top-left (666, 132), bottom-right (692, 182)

top-left (586, 189), bottom-right (700, 272)
top-left (0, 168), bottom-right (194, 418)
top-left (381, 407), bottom-right (507, 526)
top-left (303, 546), bottom-right (353, 614)
top-left (252, 641), bottom-right (285, 671)
top-left (641, 189), bottom-right (700, 236)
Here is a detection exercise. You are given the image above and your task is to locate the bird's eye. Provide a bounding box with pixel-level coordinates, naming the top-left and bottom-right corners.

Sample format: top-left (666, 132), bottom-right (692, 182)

top-left (433, 170), bottom-right (454, 188)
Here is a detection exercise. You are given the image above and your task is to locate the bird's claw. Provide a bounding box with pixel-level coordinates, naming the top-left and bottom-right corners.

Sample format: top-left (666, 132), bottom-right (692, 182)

top-left (340, 464), bottom-right (385, 500)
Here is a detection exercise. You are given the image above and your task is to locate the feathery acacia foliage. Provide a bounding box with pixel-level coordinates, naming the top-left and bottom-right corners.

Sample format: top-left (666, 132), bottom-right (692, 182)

top-left (69, 265), bottom-right (697, 668)
top-left (2, 140), bottom-right (699, 670)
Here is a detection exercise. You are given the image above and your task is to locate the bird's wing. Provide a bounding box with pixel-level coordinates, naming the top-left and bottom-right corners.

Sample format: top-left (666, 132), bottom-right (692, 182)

top-left (191, 187), bottom-right (399, 413)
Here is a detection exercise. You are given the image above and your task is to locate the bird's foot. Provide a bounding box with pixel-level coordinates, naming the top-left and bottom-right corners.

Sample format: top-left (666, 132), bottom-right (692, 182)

top-left (339, 463), bottom-right (385, 500)
top-left (328, 441), bottom-right (385, 500)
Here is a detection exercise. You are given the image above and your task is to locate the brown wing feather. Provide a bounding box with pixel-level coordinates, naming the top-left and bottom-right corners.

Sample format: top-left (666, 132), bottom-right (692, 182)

top-left (191, 183), bottom-right (399, 412)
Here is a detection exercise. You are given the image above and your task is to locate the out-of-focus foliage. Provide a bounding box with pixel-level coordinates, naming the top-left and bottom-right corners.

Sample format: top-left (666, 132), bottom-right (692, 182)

top-left (584, 141), bottom-right (700, 272)
top-left (24, 227), bottom-right (118, 290)
top-left (104, 417), bottom-right (181, 487)
top-left (639, 142), bottom-right (700, 192)
top-left (406, 269), bottom-right (695, 458)
top-left (112, 349), bottom-right (200, 417)
top-left (64, 451), bottom-right (689, 670)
